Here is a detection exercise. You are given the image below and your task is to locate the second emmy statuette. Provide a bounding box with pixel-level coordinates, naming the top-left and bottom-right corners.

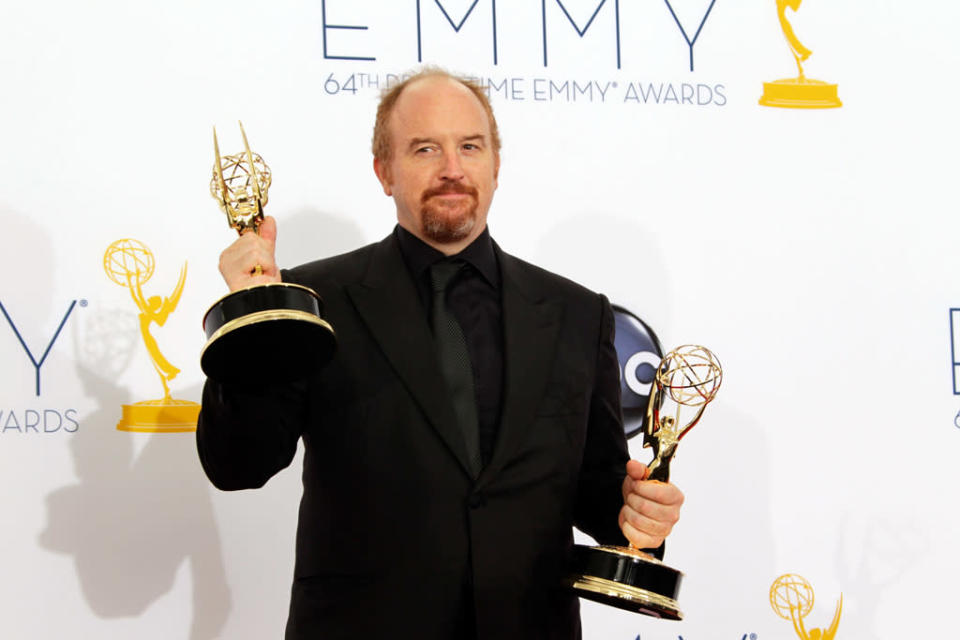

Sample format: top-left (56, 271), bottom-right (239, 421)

top-left (567, 345), bottom-right (723, 620)
top-left (759, 0), bottom-right (842, 108)
top-left (105, 238), bottom-right (201, 432)
top-left (201, 122), bottom-right (336, 383)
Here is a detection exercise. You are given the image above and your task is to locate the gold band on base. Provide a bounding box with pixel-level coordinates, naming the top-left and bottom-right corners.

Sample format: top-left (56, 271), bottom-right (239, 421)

top-left (593, 545), bottom-right (667, 563)
top-left (116, 399), bottom-right (201, 433)
top-left (569, 575), bottom-right (683, 620)
top-left (200, 308), bottom-right (334, 360)
top-left (759, 78), bottom-right (842, 109)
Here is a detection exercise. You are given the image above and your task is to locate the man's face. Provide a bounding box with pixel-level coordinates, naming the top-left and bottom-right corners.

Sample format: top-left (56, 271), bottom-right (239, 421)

top-left (374, 76), bottom-right (499, 247)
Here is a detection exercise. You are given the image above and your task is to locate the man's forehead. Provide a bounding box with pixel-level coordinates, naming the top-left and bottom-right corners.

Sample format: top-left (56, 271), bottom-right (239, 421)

top-left (390, 77), bottom-right (490, 132)
top-left (398, 74), bottom-right (474, 102)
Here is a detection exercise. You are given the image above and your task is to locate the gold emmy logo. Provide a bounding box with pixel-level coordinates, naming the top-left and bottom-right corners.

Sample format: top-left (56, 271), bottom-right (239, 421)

top-left (770, 573), bottom-right (843, 640)
top-left (759, 0), bottom-right (842, 108)
top-left (104, 239), bottom-right (200, 433)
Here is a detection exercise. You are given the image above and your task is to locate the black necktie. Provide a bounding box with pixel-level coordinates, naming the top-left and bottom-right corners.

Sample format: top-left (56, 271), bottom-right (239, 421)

top-left (429, 260), bottom-right (481, 478)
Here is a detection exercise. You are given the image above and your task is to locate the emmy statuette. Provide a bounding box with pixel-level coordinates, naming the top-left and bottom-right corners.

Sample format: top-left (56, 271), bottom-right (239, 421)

top-left (770, 574), bottom-right (842, 640)
top-left (567, 345), bottom-right (723, 619)
top-left (201, 122), bottom-right (336, 383)
top-left (759, 0), bottom-right (842, 108)
top-left (105, 238), bottom-right (201, 432)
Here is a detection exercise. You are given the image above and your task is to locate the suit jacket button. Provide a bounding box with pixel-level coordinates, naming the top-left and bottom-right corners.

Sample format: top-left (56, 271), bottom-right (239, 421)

top-left (468, 492), bottom-right (486, 509)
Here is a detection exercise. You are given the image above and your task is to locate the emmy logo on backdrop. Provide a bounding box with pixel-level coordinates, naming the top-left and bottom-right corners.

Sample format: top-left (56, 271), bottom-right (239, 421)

top-left (568, 345), bottom-right (722, 619)
top-left (770, 574), bottom-right (843, 639)
top-left (104, 239), bottom-right (200, 432)
top-left (759, 0), bottom-right (842, 108)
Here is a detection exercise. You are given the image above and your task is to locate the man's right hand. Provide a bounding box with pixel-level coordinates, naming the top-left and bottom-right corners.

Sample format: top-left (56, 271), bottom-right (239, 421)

top-left (218, 215), bottom-right (282, 291)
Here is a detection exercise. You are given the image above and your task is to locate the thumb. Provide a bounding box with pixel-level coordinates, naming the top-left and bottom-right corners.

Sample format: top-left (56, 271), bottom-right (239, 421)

top-left (259, 215), bottom-right (278, 248)
top-left (625, 459), bottom-right (649, 481)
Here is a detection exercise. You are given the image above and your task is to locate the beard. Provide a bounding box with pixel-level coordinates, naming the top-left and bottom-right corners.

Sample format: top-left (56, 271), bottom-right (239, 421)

top-left (419, 182), bottom-right (479, 244)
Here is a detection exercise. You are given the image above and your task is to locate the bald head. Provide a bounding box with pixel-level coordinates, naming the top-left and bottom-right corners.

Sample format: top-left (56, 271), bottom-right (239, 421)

top-left (372, 69), bottom-right (501, 164)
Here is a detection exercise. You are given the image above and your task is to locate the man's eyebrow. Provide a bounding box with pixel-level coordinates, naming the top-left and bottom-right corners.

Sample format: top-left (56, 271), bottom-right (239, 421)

top-left (408, 137), bottom-right (435, 149)
top-left (406, 134), bottom-right (486, 149)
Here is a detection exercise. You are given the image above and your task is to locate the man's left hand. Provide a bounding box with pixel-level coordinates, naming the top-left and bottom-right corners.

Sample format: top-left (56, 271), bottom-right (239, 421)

top-left (618, 459), bottom-right (684, 549)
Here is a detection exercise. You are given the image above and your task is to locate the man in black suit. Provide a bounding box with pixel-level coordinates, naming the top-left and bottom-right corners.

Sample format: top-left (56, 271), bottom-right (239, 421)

top-left (198, 69), bottom-right (684, 639)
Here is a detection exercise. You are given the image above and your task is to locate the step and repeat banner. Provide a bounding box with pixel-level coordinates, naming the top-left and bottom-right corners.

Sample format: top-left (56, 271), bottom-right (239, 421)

top-left (2, 1), bottom-right (958, 638)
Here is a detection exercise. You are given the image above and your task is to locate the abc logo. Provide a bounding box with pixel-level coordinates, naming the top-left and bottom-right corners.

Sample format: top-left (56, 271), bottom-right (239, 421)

top-left (612, 305), bottom-right (662, 439)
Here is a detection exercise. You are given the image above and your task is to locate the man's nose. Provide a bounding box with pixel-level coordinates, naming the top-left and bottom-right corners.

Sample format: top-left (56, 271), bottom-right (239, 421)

top-left (439, 149), bottom-right (465, 180)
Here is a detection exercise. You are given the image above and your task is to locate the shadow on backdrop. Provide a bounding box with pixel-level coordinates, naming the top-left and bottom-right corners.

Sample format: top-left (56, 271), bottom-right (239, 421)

top-left (531, 213), bottom-right (673, 332)
top-left (836, 512), bottom-right (928, 639)
top-left (673, 402), bottom-right (777, 628)
top-left (275, 207), bottom-right (368, 268)
top-left (4, 207), bottom-right (55, 319)
top-left (39, 306), bottom-right (231, 639)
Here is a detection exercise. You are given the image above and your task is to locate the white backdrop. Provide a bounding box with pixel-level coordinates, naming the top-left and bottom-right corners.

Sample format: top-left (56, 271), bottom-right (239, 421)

top-left (2, 1), bottom-right (959, 638)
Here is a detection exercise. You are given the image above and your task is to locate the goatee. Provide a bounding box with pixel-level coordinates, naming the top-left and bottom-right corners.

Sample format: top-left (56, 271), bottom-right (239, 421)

top-left (420, 183), bottom-right (479, 244)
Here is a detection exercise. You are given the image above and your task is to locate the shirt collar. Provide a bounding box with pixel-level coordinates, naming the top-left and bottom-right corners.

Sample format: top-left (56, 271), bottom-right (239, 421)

top-left (394, 224), bottom-right (500, 289)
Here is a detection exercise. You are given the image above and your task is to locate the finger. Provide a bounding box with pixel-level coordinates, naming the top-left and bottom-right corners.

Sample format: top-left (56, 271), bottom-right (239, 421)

top-left (220, 237), bottom-right (261, 275)
top-left (630, 479), bottom-right (685, 508)
top-left (622, 460), bottom-right (650, 501)
top-left (244, 243), bottom-right (278, 277)
top-left (620, 517), bottom-right (668, 550)
top-left (224, 268), bottom-right (279, 291)
top-left (233, 228), bottom-right (278, 272)
top-left (219, 235), bottom-right (280, 291)
top-left (623, 491), bottom-right (681, 528)
top-left (620, 503), bottom-right (674, 541)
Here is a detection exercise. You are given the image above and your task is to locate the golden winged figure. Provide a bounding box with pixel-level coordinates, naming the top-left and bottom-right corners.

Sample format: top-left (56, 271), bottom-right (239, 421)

top-left (791, 594), bottom-right (842, 640)
top-left (125, 262), bottom-right (187, 400)
top-left (777, 0), bottom-right (813, 78)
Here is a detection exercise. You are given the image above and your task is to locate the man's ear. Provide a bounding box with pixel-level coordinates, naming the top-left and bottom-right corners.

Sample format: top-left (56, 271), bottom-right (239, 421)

top-left (373, 157), bottom-right (393, 196)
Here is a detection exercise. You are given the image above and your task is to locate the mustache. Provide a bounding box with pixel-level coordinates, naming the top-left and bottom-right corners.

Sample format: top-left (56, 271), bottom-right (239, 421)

top-left (421, 182), bottom-right (478, 202)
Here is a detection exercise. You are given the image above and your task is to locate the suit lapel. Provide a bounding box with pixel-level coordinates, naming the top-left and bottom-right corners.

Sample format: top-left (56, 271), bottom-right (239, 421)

top-left (480, 248), bottom-right (563, 486)
top-left (346, 235), bottom-right (478, 478)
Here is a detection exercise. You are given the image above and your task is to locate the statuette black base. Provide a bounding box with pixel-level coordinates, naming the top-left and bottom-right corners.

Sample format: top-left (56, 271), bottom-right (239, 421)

top-left (201, 283), bottom-right (336, 384)
top-left (567, 544), bottom-right (683, 620)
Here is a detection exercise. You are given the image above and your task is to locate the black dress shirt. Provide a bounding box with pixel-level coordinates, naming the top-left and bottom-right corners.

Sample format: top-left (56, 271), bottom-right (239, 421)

top-left (394, 225), bottom-right (504, 466)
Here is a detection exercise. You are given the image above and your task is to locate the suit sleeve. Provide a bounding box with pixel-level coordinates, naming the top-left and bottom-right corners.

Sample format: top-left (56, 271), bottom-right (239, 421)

top-left (573, 294), bottom-right (630, 545)
top-left (196, 377), bottom-right (308, 491)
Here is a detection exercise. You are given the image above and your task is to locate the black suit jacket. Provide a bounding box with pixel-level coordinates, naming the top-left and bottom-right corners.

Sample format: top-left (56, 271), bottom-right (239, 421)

top-left (197, 232), bottom-right (630, 639)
